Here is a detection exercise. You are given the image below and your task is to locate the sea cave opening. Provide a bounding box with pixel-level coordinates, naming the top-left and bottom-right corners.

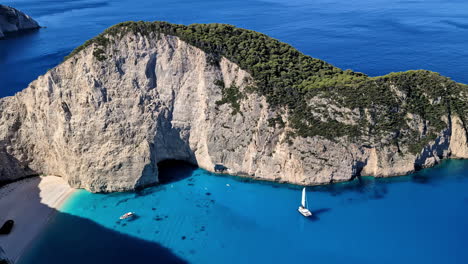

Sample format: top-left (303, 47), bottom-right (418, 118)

top-left (156, 159), bottom-right (197, 184)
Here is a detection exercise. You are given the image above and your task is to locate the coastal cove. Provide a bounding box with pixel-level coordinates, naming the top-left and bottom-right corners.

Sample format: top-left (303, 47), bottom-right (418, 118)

top-left (1, 0), bottom-right (468, 263)
top-left (16, 159), bottom-right (468, 264)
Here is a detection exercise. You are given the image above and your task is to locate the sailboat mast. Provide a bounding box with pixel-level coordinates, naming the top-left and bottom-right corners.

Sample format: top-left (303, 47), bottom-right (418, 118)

top-left (305, 191), bottom-right (307, 209)
top-left (301, 187), bottom-right (307, 208)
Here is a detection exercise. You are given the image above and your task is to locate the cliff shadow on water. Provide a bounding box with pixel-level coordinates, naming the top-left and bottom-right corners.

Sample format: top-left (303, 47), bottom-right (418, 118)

top-left (9, 178), bottom-right (187, 264)
top-left (0, 28), bottom-right (40, 40)
top-left (311, 159), bottom-right (468, 202)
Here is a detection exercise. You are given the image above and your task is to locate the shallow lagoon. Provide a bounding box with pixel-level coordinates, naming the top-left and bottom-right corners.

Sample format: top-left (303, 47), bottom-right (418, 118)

top-left (19, 160), bottom-right (468, 263)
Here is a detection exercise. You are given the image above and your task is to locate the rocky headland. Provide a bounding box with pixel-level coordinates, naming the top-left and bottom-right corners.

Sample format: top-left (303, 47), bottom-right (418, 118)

top-left (1, 21), bottom-right (467, 192)
top-left (0, 5), bottom-right (39, 38)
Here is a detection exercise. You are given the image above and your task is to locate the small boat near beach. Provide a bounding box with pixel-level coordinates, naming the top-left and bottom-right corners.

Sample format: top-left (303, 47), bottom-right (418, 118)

top-left (298, 187), bottom-right (312, 217)
top-left (119, 212), bottom-right (135, 220)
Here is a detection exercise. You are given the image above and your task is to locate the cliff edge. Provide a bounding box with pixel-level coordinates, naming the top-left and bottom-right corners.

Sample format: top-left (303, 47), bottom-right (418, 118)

top-left (1, 21), bottom-right (468, 192)
top-left (0, 5), bottom-right (39, 38)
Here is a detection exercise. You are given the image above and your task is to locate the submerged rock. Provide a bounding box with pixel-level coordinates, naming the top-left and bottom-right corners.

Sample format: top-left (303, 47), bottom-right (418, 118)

top-left (0, 21), bottom-right (468, 192)
top-left (0, 5), bottom-right (40, 38)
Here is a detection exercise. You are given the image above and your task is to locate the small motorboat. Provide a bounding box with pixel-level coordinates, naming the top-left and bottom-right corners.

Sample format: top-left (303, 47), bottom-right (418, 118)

top-left (119, 212), bottom-right (135, 220)
top-left (298, 187), bottom-right (312, 217)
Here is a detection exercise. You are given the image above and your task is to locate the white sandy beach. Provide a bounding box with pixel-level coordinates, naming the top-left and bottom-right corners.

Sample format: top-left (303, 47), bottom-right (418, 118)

top-left (0, 176), bottom-right (75, 263)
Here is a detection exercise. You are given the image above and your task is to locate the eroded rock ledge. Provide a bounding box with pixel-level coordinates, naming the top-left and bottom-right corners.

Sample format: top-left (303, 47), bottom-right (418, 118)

top-left (1, 22), bottom-right (467, 192)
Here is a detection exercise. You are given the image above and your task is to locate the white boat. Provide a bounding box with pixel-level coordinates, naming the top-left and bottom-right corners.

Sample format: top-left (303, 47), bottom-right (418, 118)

top-left (119, 212), bottom-right (135, 220)
top-left (298, 187), bottom-right (312, 217)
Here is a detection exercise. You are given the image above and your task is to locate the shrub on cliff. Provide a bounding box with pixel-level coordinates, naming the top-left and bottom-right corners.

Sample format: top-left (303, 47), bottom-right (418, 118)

top-left (64, 21), bottom-right (468, 154)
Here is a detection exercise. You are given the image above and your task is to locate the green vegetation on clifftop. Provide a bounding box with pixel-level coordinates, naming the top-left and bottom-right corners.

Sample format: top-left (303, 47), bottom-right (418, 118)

top-left (65, 21), bottom-right (468, 154)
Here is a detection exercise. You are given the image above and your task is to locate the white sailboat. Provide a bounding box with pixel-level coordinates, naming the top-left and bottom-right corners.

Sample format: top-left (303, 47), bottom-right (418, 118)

top-left (298, 187), bottom-right (312, 217)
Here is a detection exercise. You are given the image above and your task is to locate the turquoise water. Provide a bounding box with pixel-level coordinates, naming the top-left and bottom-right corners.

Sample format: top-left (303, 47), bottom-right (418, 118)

top-left (19, 160), bottom-right (468, 263)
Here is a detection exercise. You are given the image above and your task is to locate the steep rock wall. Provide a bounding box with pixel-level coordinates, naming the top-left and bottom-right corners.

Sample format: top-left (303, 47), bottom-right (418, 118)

top-left (1, 32), bottom-right (467, 192)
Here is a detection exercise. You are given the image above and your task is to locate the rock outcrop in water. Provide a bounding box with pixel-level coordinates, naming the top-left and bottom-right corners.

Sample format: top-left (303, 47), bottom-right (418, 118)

top-left (1, 21), bottom-right (468, 192)
top-left (0, 5), bottom-right (39, 38)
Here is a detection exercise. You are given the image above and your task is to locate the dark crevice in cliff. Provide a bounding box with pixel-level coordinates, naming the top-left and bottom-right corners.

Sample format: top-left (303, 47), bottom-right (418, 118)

top-left (157, 160), bottom-right (196, 184)
top-left (350, 145), bottom-right (373, 180)
top-left (351, 160), bottom-right (366, 180)
top-left (145, 53), bottom-right (157, 89)
top-left (114, 57), bottom-right (125, 75)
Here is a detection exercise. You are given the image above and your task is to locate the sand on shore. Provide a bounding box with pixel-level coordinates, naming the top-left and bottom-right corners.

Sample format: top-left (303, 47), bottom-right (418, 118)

top-left (0, 176), bottom-right (75, 263)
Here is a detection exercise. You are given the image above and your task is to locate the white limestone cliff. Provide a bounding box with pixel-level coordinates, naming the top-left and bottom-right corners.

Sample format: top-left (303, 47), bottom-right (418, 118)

top-left (1, 32), bottom-right (467, 192)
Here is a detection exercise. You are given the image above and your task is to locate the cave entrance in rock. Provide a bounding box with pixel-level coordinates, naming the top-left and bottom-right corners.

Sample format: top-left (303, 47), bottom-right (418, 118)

top-left (157, 160), bottom-right (197, 184)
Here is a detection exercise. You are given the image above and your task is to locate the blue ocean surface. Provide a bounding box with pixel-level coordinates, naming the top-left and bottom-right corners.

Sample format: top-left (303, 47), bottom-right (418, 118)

top-left (19, 160), bottom-right (468, 263)
top-left (1, 0), bottom-right (468, 263)
top-left (1, 0), bottom-right (468, 98)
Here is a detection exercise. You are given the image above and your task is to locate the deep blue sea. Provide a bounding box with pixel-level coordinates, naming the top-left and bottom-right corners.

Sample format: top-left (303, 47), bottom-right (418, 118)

top-left (1, 0), bottom-right (468, 263)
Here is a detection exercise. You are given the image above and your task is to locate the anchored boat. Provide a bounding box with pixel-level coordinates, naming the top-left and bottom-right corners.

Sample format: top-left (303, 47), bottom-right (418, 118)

top-left (298, 187), bottom-right (312, 217)
top-left (119, 212), bottom-right (135, 220)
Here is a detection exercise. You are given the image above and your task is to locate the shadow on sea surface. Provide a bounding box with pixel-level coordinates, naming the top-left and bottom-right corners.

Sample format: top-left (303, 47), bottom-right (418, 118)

top-left (199, 159), bottom-right (468, 204)
top-left (105, 161), bottom-right (197, 200)
top-left (307, 208), bottom-right (332, 221)
top-left (12, 179), bottom-right (187, 264)
top-left (0, 28), bottom-right (40, 41)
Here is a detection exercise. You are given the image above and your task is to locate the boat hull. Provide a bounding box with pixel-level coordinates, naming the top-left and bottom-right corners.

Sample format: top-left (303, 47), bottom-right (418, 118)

top-left (298, 207), bottom-right (312, 217)
top-left (119, 212), bottom-right (135, 220)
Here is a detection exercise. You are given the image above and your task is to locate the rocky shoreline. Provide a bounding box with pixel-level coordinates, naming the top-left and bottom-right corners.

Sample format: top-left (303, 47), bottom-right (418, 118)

top-left (0, 5), bottom-right (40, 38)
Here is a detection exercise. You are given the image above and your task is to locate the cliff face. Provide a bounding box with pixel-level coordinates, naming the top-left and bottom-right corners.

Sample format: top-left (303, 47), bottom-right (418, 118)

top-left (1, 23), bottom-right (468, 192)
top-left (0, 5), bottom-right (39, 38)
